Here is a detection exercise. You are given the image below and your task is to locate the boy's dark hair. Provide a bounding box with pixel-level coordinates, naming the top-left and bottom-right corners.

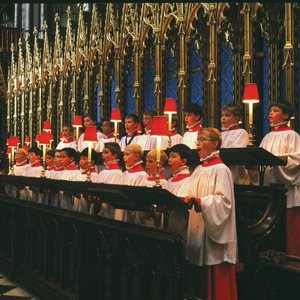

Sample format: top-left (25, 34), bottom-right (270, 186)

top-left (169, 143), bottom-right (192, 166)
top-left (28, 147), bottom-right (42, 157)
top-left (80, 148), bottom-right (99, 164)
top-left (101, 118), bottom-right (114, 128)
top-left (60, 147), bottom-right (78, 161)
top-left (46, 149), bottom-right (55, 157)
top-left (143, 110), bottom-right (155, 117)
top-left (62, 124), bottom-right (74, 132)
top-left (183, 103), bottom-right (203, 118)
top-left (83, 113), bottom-right (97, 122)
top-left (222, 104), bottom-right (243, 119)
top-left (125, 114), bottom-right (139, 123)
top-left (103, 142), bottom-right (122, 159)
top-left (270, 101), bottom-right (294, 121)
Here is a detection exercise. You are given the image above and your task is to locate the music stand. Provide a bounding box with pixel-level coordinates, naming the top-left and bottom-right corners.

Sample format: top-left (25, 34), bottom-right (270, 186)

top-left (219, 147), bottom-right (287, 185)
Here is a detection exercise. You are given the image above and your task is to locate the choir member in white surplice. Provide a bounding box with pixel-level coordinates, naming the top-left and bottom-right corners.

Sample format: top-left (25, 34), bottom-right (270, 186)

top-left (56, 125), bottom-right (77, 150)
top-left (182, 103), bottom-right (203, 150)
top-left (96, 142), bottom-right (123, 218)
top-left (220, 104), bottom-right (250, 185)
top-left (166, 144), bottom-right (192, 239)
top-left (114, 144), bottom-right (148, 223)
top-left (260, 102), bottom-right (300, 257)
top-left (184, 127), bottom-right (238, 300)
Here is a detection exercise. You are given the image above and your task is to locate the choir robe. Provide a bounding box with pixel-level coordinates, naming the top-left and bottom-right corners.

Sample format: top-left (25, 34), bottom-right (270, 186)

top-left (56, 138), bottom-right (77, 150)
top-left (45, 166), bottom-right (63, 180)
top-left (137, 174), bottom-right (168, 227)
top-left (166, 168), bottom-right (191, 239)
top-left (77, 131), bottom-right (104, 152)
top-left (95, 133), bottom-right (120, 152)
top-left (182, 122), bottom-right (202, 149)
top-left (185, 156), bottom-right (238, 300)
top-left (54, 164), bottom-right (81, 210)
top-left (160, 129), bottom-right (183, 149)
top-left (138, 130), bottom-right (156, 151)
top-left (22, 161), bottom-right (44, 202)
top-left (96, 163), bottom-right (123, 218)
top-left (260, 126), bottom-right (300, 257)
top-left (73, 167), bottom-right (98, 214)
top-left (119, 133), bottom-right (141, 151)
top-left (6, 161), bottom-right (29, 198)
top-left (114, 163), bottom-right (148, 222)
top-left (221, 126), bottom-right (250, 185)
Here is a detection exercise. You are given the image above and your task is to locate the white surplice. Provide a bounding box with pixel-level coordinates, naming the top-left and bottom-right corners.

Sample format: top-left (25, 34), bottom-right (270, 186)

top-left (221, 127), bottom-right (250, 185)
top-left (185, 157), bottom-right (238, 267)
top-left (260, 126), bottom-right (300, 208)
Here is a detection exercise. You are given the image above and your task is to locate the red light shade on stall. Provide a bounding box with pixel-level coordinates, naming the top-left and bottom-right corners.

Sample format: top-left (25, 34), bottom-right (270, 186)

top-left (83, 127), bottom-right (98, 142)
top-left (39, 132), bottom-right (54, 145)
top-left (151, 116), bottom-right (169, 136)
top-left (7, 136), bottom-right (20, 147)
top-left (137, 123), bottom-right (142, 134)
top-left (25, 136), bottom-right (31, 143)
top-left (163, 98), bottom-right (177, 113)
top-left (242, 83), bottom-right (260, 104)
top-left (111, 109), bottom-right (122, 121)
top-left (43, 121), bottom-right (52, 132)
top-left (73, 115), bottom-right (83, 127)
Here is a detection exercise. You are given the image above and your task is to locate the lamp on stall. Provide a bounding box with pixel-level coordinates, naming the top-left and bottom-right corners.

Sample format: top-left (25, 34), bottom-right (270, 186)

top-left (137, 123), bottom-right (142, 134)
top-left (35, 135), bottom-right (40, 148)
top-left (111, 109), bottom-right (122, 141)
top-left (39, 131), bottom-right (54, 177)
top-left (242, 83), bottom-right (260, 146)
top-left (163, 98), bottom-right (177, 148)
top-left (43, 121), bottom-right (52, 133)
top-left (151, 116), bottom-right (169, 188)
top-left (83, 127), bottom-right (98, 182)
top-left (73, 115), bottom-right (82, 151)
top-left (25, 136), bottom-right (31, 147)
top-left (6, 136), bottom-right (20, 176)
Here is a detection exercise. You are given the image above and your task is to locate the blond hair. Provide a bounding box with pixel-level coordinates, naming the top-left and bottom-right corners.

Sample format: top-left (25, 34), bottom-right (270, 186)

top-left (146, 149), bottom-right (168, 164)
top-left (198, 127), bottom-right (222, 149)
top-left (124, 144), bottom-right (143, 159)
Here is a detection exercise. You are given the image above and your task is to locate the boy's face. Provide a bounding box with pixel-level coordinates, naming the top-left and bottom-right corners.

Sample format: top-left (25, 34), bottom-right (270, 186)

top-left (84, 116), bottom-right (96, 128)
top-left (102, 121), bottom-right (114, 135)
top-left (79, 155), bottom-right (93, 169)
top-left (221, 110), bottom-right (239, 129)
top-left (54, 152), bottom-right (62, 168)
top-left (143, 114), bottom-right (153, 131)
top-left (102, 147), bottom-right (116, 164)
top-left (184, 112), bottom-right (200, 127)
top-left (269, 106), bottom-right (288, 124)
top-left (125, 117), bottom-right (138, 134)
top-left (168, 152), bottom-right (186, 173)
top-left (45, 155), bottom-right (55, 167)
top-left (15, 150), bottom-right (27, 163)
top-left (123, 149), bottom-right (139, 168)
top-left (28, 152), bottom-right (40, 164)
top-left (62, 126), bottom-right (72, 138)
top-left (60, 151), bottom-right (73, 167)
top-left (196, 132), bottom-right (217, 159)
top-left (145, 155), bottom-right (157, 175)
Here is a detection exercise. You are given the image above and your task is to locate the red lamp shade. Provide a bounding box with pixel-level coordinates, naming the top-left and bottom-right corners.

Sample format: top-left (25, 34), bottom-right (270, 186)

top-left (111, 109), bottom-right (122, 122)
top-left (73, 115), bottom-right (83, 127)
top-left (39, 132), bottom-right (54, 145)
top-left (43, 121), bottom-right (52, 131)
top-left (83, 127), bottom-right (98, 142)
top-left (242, 83), bottom-right (260, 104)
top-left (164, 98), bottom-right (177, 113)
top-left (7, 136), bottom-right (20, 147)
top-left (35, 135), bottom-right (40, 143)
top-left (25, 136), bottom-right (31, 143)
top-left (151, 116), bottom-right (169, 136)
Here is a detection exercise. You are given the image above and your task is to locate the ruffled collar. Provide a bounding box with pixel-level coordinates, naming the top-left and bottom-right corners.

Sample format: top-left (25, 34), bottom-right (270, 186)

top-left (186, 121), bottom-right (201, 132)
top-left (222, 123), bottom-right (240, 131)
top-left (15, 160), bottom-right (28, 167)
top-left (200, 150), bottom-right (220, 163)
top-left (126, 161), bottom-right (144, 173)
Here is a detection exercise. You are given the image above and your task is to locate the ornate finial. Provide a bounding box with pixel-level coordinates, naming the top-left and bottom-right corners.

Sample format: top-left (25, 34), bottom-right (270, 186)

top-left (33, 26), bottom-right (38, 36)
top-left (42, 20), bottom-right (48, 31)
top-left (55, 13), bottom-right (60, 23)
